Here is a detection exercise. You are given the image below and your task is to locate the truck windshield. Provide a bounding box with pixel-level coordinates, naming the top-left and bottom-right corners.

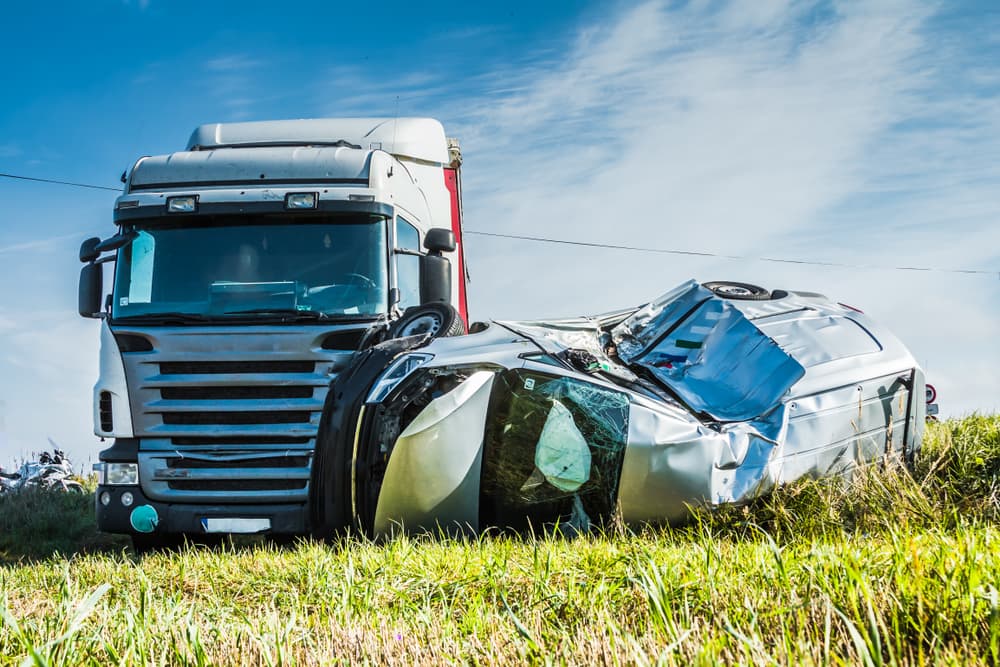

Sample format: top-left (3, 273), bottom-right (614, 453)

top-left (112, 214), bottom-right (388, 322)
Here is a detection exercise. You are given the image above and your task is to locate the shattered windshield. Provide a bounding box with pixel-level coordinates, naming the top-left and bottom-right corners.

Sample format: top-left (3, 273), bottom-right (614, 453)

top-left (111, 214), bottom-right (388, 322)
top-left (480, 369), bottom-right (630, 531)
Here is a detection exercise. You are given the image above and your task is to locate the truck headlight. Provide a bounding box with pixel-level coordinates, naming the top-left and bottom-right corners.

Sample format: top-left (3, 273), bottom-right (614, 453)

top-left (367, 353), bottom-right (434, 403)
top-left (94, 462), bottom-right (139, 485)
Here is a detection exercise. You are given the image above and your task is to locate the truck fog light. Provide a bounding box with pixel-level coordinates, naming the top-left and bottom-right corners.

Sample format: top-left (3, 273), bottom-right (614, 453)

top-left (285, 192), bottom-right (318, 209)
top-left (100, 491), bottom-right (112, 506)
top-left (121, 492), bottom-right (134, 507)
top-left (104, 463), bottom-right (138, 485)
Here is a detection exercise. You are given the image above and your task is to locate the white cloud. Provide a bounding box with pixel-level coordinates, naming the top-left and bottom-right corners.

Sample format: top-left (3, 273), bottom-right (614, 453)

top-left (200, 54), bottom-right (274, 120)
top-left (437, 0), bottom-right (998, 416)
top-left (205, 55), bottom-right (263, 72)
top-left (0, 313), bottom-right (100, 467)
top-left (0, 232), bottom-right (81, 255)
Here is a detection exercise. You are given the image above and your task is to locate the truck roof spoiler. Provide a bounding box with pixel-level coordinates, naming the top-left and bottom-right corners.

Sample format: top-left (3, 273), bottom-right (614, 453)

top-left (187, 118), bottom-right (450, 166)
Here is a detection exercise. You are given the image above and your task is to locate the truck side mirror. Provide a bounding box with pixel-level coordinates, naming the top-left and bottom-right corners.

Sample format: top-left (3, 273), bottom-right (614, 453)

top-left (423, 228), bottom-right (456, 254)
top-left (80, 237), bottom-right (101, 263)
top-left (79, 263), bottom-right (104, 318)
top-left (419, 253), bottom-right (452, 305)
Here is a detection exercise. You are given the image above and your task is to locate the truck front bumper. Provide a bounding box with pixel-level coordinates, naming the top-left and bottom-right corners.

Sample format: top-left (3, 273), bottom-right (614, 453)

top-left (94, 485), bottom-right (308, 536)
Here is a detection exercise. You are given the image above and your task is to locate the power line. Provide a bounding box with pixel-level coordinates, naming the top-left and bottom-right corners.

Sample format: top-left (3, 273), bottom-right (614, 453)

top-left (0, 172), bottom-right (121, 192)
top-left (465, 231), bottom-right (999, 278)
top-left (1, 170), bottom-right (995, 278)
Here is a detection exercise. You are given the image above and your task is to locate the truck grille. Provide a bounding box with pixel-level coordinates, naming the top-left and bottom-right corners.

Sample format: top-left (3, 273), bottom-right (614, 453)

top-left (167, 479), bottom-right (307, 492)
top-left (166, 455), bottom-right (311, 469)
top-left (169, 436), bottom-right (311, 446)
top-left (161, 386), bottom-right (314, 400)
top-left (118, 325), bottom-right (358, 504)
top-left (161, 411), bottom-right (313, 425)
top-left (158, 360), bottom-right (316, 374)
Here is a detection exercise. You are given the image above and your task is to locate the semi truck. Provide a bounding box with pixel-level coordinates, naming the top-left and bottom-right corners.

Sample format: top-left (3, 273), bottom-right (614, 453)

top-left (78, 117), bottom-right (469, 547)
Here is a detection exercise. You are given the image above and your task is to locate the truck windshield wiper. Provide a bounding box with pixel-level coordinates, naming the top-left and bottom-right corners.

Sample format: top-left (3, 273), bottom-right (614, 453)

top-left (220, 308), bottom-right (373, 323)
top-left (222, 308), bottom-right (329, 320)
top-left (113, 312), bottom-right (217, 324)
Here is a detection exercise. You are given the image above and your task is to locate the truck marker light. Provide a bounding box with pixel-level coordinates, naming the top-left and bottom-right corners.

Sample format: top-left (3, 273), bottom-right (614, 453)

top-left (348, 194), bottom-right (376, 202)
top-left (285, 192), bottom-right (318, 209)
top-left (121, 492), bottom-right (134, 507)
top-left (166, 195), bottom-right (198, 213)
top-left (100, 491), bottom-right (111, 506)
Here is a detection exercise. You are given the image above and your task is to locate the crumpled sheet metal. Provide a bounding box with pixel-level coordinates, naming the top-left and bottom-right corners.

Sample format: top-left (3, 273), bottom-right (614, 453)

top-left (612, 279), bottom-right (710, 360)
top-left (613, 284), bottom-right (806, 422)
top-left (618, 400), bottom-right (791, 522)
top-left (367, 279), bottom-right (922, 531)
top-left (498, 319), bottom-right (637, 380)
top-left (373, 370), bottom-right (496, 536)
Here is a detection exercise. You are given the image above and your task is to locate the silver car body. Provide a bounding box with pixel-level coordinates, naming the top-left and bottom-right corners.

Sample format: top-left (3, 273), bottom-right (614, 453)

top-left (332, 280), bottom-right (925, 536)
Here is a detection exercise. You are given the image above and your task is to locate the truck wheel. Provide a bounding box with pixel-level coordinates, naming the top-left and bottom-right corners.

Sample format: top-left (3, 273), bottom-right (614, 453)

top-left (387, 303), bottom-right (466, 339)
top-left (703, 281), bottom-right (771, 300)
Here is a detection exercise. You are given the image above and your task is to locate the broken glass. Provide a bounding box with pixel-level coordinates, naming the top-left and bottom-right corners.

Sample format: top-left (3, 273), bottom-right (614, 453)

top-left (479, 370), bottom-right (629, 531)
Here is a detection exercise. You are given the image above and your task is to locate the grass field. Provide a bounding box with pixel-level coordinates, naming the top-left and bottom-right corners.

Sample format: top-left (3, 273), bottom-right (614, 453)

top-left (1, 415), bottom-right (997, 665)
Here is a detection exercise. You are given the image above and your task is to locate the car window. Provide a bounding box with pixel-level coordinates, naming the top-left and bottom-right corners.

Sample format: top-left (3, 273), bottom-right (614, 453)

top-left (479, 369), bottom-right (630, 531)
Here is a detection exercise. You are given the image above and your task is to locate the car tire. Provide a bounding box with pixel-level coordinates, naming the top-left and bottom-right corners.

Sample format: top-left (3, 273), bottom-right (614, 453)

top-left (387, 303), bottom-right (466, 339)
top-left (703, 281), bottom-right (771, 300)
top-left (310, 388), bottom-right (352, 540)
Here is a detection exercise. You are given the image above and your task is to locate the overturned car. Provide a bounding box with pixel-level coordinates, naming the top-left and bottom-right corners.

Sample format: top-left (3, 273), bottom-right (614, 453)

top-left (310, 280), bottom-right (926, 538)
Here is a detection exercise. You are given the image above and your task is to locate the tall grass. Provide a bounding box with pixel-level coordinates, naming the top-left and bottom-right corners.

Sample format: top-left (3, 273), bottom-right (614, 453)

top-left (0, 415), bottom-right (996, 665)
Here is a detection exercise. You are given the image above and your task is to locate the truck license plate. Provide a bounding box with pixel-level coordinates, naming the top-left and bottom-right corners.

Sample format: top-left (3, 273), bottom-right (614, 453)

top-left (200, 517), bottom-right (271, 533)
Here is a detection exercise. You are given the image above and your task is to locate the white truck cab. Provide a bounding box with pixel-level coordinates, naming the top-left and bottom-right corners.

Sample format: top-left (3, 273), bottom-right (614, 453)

top-left (78, 118), bottom-right (468, 546)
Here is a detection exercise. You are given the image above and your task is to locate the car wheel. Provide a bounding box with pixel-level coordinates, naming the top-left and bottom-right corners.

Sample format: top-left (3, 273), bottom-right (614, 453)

top-left (387, 303), bottom-right (466, 339)
top-left (309, 392), bottom-right (353, 541)
top-left (703, 281), bottom-right (771, 300)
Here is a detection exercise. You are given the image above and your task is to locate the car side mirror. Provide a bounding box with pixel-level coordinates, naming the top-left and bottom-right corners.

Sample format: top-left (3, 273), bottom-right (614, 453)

top-left (79, 237), bottom-right (101, 263)
top-left (423, 228), bottom-right (456, 254)
top-left (78, 263), bottom-right (103, 318)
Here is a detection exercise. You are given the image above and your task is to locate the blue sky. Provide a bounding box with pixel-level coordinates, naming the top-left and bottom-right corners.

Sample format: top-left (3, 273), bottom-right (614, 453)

top-left (1, 0), bottom-right (998, 465)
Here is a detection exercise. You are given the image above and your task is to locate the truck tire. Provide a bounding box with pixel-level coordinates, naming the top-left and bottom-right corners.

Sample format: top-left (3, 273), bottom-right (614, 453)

top-left (387, 303), bottom-right (466, 339)
top-left (703, 281), bottom-right (771, 300)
